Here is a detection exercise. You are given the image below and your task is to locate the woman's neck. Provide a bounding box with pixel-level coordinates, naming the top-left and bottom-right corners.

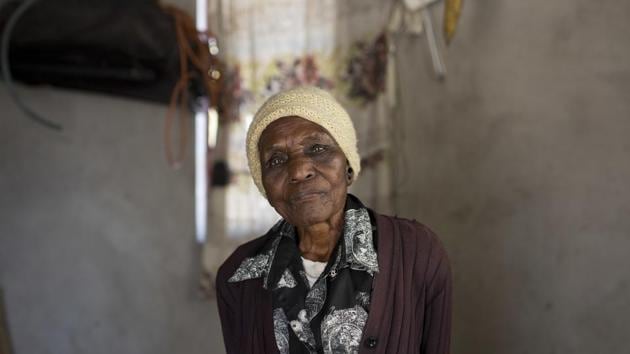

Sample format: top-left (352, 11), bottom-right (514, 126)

top-left (297, 212), bottom-right (344, 262)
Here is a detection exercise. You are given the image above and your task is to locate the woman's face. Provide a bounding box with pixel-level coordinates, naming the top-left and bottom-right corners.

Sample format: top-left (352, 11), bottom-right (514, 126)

top-left (258, 116), bottom-right (350, 228)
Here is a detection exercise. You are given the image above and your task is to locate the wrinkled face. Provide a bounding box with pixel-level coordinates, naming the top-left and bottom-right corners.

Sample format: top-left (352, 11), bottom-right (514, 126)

top-left (258, 116), bottom-right (350, 227)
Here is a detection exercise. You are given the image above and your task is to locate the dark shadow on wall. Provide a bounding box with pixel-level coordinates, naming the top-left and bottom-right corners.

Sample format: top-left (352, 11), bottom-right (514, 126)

top-left (0, 288), bottom-right (14, 354)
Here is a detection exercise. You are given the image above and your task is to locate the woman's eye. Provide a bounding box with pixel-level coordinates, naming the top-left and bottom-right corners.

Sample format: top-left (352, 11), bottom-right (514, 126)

top-left (311, 144), bottom-right (327, 153)
top-left (268, 156), bottom-right (285, 167)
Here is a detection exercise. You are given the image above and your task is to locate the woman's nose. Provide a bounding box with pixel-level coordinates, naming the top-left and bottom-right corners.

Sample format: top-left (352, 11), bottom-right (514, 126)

top-left (288, 157), bottom-right (315, 183)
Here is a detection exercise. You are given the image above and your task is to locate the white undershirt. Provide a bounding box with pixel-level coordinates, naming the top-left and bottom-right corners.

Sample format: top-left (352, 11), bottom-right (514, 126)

top-left (301, 257), bottom-right (328, 287)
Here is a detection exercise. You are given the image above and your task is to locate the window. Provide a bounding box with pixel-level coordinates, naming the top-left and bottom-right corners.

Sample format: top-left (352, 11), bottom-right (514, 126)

top-left (224, 115), bottom-right (280, 240)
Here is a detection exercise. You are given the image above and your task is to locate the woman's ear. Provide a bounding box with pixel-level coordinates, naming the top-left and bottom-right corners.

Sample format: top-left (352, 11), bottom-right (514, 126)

top-left (346, 165), bottom-right (354, 186)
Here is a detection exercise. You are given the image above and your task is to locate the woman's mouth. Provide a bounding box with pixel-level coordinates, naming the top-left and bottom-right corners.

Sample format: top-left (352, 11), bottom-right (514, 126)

top-left (291, 190), bottom-right (323, 203)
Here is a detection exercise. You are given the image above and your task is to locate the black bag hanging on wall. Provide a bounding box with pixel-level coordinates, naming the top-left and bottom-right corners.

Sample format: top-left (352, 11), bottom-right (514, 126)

top-left (0, 0), bottom-right (182, 104)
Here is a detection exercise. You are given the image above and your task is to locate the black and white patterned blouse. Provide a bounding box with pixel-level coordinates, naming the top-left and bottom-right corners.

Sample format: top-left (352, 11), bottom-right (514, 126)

top-left (227, 194), bottom-right (379, 354)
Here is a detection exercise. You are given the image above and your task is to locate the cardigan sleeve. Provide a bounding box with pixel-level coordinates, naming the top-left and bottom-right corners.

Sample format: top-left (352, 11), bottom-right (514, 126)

top-left (420, 228), bottom-right (453, 354)
top-left (216, 263), bottom-right (242, 354)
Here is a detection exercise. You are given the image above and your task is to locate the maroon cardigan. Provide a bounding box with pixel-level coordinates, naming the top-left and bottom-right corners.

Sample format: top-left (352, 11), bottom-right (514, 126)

top-left (215, 213), bottom-right (452, 354)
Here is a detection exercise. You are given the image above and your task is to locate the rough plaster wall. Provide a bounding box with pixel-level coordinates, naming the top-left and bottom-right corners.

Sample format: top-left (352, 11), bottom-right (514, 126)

top-left (392, 0), bottom-right (630, 353)
top-left (0, 86), bottom-right (224, 354)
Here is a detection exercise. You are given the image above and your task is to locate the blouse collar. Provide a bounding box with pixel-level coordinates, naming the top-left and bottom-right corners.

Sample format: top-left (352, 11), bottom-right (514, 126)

top-left (227, 194), bottom-right (379, 288)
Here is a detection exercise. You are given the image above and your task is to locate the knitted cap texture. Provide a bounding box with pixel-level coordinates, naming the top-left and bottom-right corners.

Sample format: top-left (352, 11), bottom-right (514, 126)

top-left (246, 86), bottom-right (361, 197)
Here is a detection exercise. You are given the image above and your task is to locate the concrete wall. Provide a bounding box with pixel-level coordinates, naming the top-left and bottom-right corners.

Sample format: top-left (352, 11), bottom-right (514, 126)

top-left (2, 0), bottom-right (630, 353)
top-left (392, 0), bottom-right (630, 353)
top-left (0, 85), bottom-right (224, 354)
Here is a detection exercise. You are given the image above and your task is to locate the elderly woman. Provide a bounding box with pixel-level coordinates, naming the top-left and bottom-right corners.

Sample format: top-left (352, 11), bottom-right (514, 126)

top-left (216, 86), bottom-right (451, 354)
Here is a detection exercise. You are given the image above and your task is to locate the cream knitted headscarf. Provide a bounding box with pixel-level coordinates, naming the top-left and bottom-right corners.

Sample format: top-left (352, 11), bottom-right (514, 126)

top-left (246, 86), bottom-right (361, 197)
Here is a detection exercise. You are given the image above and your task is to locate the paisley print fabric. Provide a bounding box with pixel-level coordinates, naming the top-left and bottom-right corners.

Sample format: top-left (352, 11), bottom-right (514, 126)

top-left (226, 251), bottom-right (270, 283)
top-left (321, 305), bottom-right (369, 354)
top-left (276, 269), bottom-right (298, 289)
top-left (355, 291), bottom-right (371, 310)
top-left (343, 208), bottom-right (379, 274)
top-left (304, 279), bottom-right (327, 321)
top-left (273, 308), bottom-right (290, 354)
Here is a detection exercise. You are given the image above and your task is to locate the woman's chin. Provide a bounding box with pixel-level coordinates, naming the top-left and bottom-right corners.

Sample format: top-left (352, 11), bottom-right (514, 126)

top-left (287, 205), bottom-right (337, 228)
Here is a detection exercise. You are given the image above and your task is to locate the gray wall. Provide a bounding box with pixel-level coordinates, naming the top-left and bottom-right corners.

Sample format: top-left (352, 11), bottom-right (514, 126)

top-left (392, 0), bottom-right (630, 353)
top-left (2, 0), bottom-right (630, 353)
top-left (0, 86), bottom-right (224, 354)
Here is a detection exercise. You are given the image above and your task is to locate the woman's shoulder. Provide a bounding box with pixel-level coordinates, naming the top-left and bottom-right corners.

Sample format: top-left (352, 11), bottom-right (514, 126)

top-left (372, 212), bottom-right (449, 265)
top-left (372, 212), bottom-right (451, 294)
top-left (215, 233), bottom-right (271, 285)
